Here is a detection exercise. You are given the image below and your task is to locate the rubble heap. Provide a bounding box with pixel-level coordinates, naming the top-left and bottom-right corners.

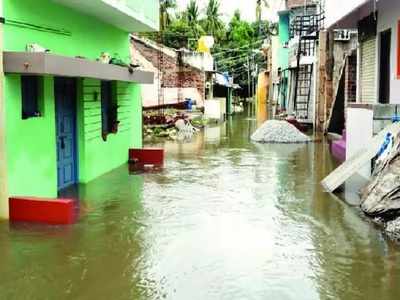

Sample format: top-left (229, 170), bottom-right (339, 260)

top-left (143, 110), bottom-right (204, 141)
top-left (359, 132), bottom-right (400, 239)
top-left (251, 120), bottom-right (311, 144)
top-left (361, 135), bottom-right (400, 220)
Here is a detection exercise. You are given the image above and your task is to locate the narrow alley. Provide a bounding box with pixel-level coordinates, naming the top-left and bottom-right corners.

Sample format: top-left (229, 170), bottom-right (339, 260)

top-left (1, 113), bottom-right (400, 300)
top-left (4, 0), bottom-right (400, 299)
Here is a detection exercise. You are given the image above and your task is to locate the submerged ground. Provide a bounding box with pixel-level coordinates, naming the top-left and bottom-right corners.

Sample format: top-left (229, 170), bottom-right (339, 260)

top-left (1, 113), bottom-right (400, 300)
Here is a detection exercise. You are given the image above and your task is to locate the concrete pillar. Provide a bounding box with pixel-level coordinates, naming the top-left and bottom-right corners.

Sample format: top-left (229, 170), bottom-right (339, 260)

top-left (316, 31), bottom-right (327, 132)
top-left (0, 0), bottom-right (8, 219)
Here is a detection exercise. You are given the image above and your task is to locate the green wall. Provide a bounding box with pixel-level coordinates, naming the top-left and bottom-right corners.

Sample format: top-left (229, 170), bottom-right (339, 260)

top-left (5, 75), bottom-right (58, 198)
top-left (3, 0), bottom-right (129, 59)
top-left (278, 12), bottom-right (290, 70)
top-left (78, 79), bottom-right (142, 184)
top-left (3, 0), bottom-right (143, 197)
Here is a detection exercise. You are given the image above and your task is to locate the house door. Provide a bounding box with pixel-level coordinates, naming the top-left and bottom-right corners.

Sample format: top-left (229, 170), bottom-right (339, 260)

top-left (379, 29), bottom-right (391, 104)
top-left (55, 77), bottom-right (78, 191)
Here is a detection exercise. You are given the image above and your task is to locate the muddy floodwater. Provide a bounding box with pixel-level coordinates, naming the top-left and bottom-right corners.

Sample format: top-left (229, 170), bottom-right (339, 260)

top-left (2, 114), bottom-right (400, 300)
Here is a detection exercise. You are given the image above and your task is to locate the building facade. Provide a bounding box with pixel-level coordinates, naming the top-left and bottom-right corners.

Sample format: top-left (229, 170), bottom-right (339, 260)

top-left (325, 0), bottom-right (400, 165)
top-left (131, 35), bottom-right (213, 108)
top-left (0, 0), bottom-right (158, 218)
top-left (271, 0), bottom-right (324, 125)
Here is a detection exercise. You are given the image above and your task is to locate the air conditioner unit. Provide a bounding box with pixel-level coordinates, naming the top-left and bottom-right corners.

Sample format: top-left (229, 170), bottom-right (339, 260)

top-left (334, 29), bottom-right (351, 41)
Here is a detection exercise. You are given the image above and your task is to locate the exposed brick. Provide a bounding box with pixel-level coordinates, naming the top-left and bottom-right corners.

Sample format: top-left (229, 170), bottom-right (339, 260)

top-left (132, 40), bottom-right (205, 101)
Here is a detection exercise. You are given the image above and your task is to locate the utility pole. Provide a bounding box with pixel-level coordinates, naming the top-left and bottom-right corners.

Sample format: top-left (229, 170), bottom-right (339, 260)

top-left (253, 54), bottom-right (257, 103)
top-left (0, 0), bottom-right (8, 219)
top-left (252, 54), bottom-right (257, 116)
top-left (247, 55), bottom-right (251, 107)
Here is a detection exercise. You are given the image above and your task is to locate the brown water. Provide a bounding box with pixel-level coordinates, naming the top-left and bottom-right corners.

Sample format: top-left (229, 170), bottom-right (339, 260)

top-left (1, 114), bottom-right (400, 300)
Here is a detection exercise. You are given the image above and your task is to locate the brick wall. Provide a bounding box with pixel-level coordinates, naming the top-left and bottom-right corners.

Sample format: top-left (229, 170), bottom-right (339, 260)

top-left (345, 55), bottom-right (357, 103)
top-left (132, 40), bottom-right (205, 100)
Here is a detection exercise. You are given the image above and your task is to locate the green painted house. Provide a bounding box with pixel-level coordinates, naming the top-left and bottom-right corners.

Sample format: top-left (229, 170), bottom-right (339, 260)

top-left (278, 11), bottom-right (290, 71)
top-left (277, 10), bottom-right (290, 109)
top-left (0, 0), bottom-right (158, 217)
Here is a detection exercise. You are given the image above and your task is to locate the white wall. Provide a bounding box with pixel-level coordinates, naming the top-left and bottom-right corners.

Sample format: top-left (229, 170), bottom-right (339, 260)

top-left (377, 0), bottom-right (400, 104)
top-left (182, 52), bottom-right (214, 72)
top-left (141, 85), bottom-right (204, 108)
top-left (346, 107), bottom-right (374, 178)
top-left (325, 0), bottom-right (369, 28)
top-left (204, 98), bottom-right (226, 121)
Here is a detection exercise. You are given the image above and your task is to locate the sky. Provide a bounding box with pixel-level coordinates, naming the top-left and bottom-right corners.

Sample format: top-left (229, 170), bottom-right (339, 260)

top-left (175, 0), bottom-right (284, 23)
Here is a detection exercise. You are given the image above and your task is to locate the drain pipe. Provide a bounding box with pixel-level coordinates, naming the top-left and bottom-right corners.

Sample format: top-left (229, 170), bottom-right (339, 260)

top-left (0, 0), bottom-right (8, 219)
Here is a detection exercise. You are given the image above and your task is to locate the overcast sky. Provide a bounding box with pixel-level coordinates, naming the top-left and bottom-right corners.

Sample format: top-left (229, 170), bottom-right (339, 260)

top-left (175, 0), bottom-right (284, 23)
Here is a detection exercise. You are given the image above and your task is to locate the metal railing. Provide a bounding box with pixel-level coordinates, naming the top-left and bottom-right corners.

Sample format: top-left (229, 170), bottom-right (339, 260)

top-left (290, 12), bottom-right (325, 38)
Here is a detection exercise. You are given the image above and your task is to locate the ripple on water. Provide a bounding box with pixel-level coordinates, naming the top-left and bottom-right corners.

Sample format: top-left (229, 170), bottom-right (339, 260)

top-left (1, 115), bottom-right (400, 300)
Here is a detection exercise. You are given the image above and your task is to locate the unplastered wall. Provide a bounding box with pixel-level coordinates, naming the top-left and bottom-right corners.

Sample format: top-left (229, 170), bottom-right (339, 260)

top-left (133, 44), bottom-right (205, 107)
top-left (377, 0), bottom-right (400, 104)
top-left (79, 79), bottom-right (142, 184)
top-left (133, 40), bottom-right (206, 102)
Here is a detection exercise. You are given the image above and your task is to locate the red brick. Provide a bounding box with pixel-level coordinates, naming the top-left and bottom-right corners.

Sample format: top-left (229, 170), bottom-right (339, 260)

top-left (132, 40), bottom-right (205, 101)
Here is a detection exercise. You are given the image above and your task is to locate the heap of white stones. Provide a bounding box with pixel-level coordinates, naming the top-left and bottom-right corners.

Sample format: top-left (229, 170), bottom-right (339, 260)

top-left (251, 120), bottom-right (311, 144)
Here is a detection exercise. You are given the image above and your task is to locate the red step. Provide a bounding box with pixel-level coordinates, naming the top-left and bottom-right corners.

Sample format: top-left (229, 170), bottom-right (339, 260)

top-left (9, 197), bottom-right (76, 225)
top-left (129, 148), bottom-right (164, 168)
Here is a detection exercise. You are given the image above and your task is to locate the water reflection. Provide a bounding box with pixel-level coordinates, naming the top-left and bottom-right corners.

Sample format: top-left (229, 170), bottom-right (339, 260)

top-left (1, 114), bottom-right (400, 299)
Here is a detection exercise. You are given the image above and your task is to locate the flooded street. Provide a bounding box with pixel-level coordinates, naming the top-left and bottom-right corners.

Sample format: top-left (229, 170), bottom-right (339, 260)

top-left (2, 113), bottom-right (400, 300)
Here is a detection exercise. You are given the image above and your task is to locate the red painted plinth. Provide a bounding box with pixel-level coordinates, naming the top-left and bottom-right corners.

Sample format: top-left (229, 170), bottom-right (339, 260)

top-left (129, 148), bottom-right (164, 167)
top-left (9, 197), bottom-right (76, 225)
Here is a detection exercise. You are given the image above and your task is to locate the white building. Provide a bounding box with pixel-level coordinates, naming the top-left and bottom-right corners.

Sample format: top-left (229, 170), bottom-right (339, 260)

top-left (328, 0), bottom-right (400, 105)
top-left (329, 0), bottom-right (400, 175)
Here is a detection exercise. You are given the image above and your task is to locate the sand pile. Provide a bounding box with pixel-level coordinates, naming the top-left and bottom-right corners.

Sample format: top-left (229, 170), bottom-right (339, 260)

top-left (251, 120), bottom-right (311, 143)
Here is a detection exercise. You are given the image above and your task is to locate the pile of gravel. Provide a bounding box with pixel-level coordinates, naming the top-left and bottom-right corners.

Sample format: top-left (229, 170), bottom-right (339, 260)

top-left (251, 120), bottom-right (311, 143)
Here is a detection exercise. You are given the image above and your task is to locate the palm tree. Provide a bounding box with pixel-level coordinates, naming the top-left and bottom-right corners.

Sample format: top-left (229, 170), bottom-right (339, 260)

top-left (256, 0), bottom-right (269, 23)
top-left (186, 0), bottom-right (203, 38)
top-left (160, 0), bottom-right (176, 31)
top-left (203, 0), bottom-right (225, 40)
top-left (187, 0), bottom-right (199, 26)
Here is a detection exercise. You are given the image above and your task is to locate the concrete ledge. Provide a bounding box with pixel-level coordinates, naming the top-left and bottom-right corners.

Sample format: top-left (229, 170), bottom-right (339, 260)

top-left (9, 197), bottom-right (76, 225)
top-left (347, 103), bottom-right (374, 109)
top-left (4, 52), bottom-right (154, 84)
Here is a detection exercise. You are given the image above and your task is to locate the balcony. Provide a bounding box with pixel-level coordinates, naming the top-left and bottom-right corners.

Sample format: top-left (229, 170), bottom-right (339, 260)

top-left (53, 0), bottom-right (159, 32)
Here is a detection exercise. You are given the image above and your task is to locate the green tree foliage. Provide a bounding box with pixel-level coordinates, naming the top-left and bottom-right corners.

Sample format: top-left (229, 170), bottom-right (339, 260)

top-left (213, 10), bottom-right (269, 87)
top-left (202, 0), bottom-right (225, 41)
top-left (185, 0), bottom-right (205, 39)
top-left (145, 0), bottom-right (276, 88)
top-left (256, 0), bottom-right (270, 23)
top-left (160, 0), bottom-right (177, 31)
